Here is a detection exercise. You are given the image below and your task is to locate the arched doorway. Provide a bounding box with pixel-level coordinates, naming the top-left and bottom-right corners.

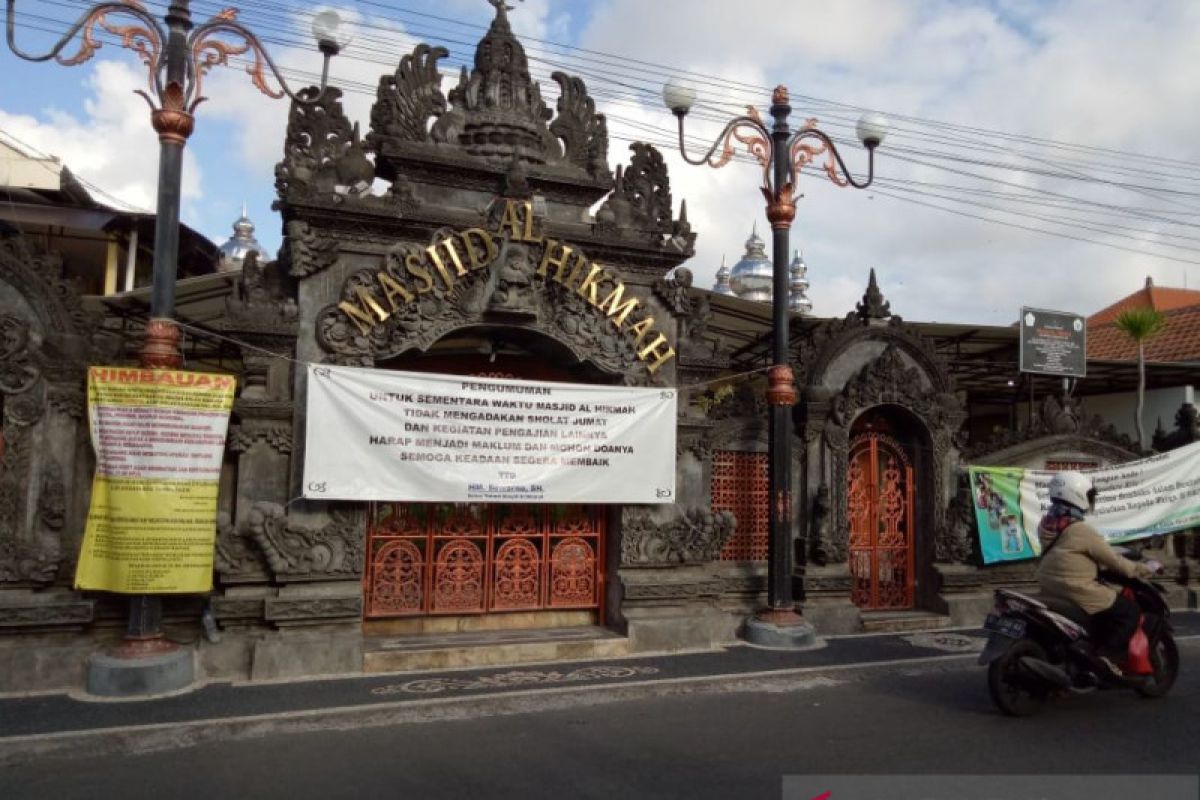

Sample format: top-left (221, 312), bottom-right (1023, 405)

top-left (847, 408), bottom-right (918, 610)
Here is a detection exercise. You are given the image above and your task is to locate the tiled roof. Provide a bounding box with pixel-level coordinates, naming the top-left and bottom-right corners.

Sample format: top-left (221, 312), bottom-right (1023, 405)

top-left (1088, 282), bottom-right (1200, 326)
top-left (1088, 305), bottom-right (1200, 362)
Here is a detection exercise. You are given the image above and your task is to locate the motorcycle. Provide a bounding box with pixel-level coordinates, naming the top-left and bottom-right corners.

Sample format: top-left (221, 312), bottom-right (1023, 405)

top-left (979, 553), bottom-right (1179, 716)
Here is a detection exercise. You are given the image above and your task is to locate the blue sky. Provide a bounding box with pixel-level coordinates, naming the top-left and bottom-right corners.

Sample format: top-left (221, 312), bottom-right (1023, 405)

top-left (4, 0), bottom-right (1200, 323)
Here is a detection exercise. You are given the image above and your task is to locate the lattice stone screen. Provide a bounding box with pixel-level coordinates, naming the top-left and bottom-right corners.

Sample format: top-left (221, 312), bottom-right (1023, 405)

top-left (711, 450), bottom-right (769, 561)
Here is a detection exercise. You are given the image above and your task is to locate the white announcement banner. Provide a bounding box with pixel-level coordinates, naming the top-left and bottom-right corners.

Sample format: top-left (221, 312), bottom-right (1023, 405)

top-left (303, 364), bottom-right (677, 503)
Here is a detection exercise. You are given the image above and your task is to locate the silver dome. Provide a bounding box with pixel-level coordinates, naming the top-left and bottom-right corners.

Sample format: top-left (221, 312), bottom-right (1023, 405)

top-left (788, 250), bottom-right (812, 315)
top-left (218, 204), bottom-right (269, 273)
top-left (728, 223), bottom-right (773, 303)
top-left (711, 254), bottom-right (735, 296)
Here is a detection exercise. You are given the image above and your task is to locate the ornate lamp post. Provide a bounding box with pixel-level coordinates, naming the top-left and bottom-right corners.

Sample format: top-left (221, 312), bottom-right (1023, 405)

top-left (6, 0), bottom-right (346, 684)
top-left (664, 81), bottom-right (886, 646)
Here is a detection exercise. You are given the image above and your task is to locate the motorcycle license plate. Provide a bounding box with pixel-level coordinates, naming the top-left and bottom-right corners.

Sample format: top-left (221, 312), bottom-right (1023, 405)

top-left (984, 614), bottom-right (1026, 639)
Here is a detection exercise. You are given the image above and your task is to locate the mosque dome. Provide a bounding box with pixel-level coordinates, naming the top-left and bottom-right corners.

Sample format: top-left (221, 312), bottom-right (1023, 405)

top-left (218, 204), bottom-right (269, 273)
top-left (788, 250), bottom-right (812, 315)
top-left (712, 254), bottom-right (735, 296)
top-left (728, 223), bottom-right (772, 303)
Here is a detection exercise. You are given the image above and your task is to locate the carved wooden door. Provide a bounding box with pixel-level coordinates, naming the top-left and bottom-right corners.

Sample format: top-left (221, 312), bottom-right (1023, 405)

top-left (364, 502), bottom-right (604, 619)
top-left (847, 432), bottom-right (915, 609)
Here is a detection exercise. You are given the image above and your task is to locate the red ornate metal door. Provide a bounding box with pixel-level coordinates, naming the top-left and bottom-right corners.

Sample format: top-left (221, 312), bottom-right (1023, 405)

top-left (847, 432), bottom-right (915, 609)
top-left (364, 503), bottom-right (604, 619)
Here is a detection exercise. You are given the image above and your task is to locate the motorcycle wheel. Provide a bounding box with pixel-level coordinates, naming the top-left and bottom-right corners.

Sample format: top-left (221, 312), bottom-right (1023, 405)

top-left (987, 638), bottom-right (1049, 717)
top-left (1136, 633), bottom-right (1179, 699)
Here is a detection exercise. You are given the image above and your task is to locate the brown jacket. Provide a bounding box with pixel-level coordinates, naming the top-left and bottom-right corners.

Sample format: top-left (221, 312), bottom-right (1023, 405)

top-left (1036, 519), bottom-right (1150, 614)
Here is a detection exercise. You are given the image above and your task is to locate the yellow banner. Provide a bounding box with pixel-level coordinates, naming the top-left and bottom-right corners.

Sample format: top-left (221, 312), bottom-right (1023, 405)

top-left (75, 367), bottom-right (236, 594)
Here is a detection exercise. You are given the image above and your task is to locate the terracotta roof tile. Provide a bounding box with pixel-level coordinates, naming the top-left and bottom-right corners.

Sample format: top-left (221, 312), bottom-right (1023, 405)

top-left (1089, 283), bottom-right (1200, 325)
top-left (1088, 305), bottom-right (1200, 362)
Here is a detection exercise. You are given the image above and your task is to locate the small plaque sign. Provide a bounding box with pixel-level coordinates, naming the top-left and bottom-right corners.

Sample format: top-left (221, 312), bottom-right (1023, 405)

top-left (1019, 306), bottom-right (1086, 378)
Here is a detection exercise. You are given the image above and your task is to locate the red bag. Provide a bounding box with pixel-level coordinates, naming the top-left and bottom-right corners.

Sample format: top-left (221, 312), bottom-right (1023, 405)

top-left (1126, 615), bottom-right (1153, 675)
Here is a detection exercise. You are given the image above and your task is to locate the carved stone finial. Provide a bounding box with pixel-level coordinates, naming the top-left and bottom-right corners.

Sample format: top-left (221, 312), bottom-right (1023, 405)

top-left (855, 268), bottom-right (891, 321)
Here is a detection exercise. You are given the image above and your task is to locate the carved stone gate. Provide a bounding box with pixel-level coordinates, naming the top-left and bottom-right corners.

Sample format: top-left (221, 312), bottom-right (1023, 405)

top-left (364, 502), bottom-right (604, 618)
top-left (847, 431), bottom-right (915, 609)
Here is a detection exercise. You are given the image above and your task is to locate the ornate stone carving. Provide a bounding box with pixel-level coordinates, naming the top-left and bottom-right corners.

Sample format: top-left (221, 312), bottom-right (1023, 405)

top-left (596, 144), bottom-right (683, 245)
top-left (487, 240), bottom-right (538, 316)
top-left (264, 596), bottom-right (364, 621)
top-left (222, 252), bottom-right (300, 334)
top-left (316, 232), bottom-right (658, 381)
top-left (855, 268), bottom-right (891, 321)
top-left (281, 220), bottom-right (340, 279)
top-left (0, 234), bottom-right (95, 337)
top-left (620, 507), bottom-right (735, 566)
top-left (246, 502), bottom-right (364, 579)
top-left (214, 511), bottom-right (268, 578)
top-left (368, 43), bottom-right (450, 146)
top-left (937, 481), bottom-right (976, 565)
top-left (274, 87), bottom-right (374, 203)
top-left (45, 385), bottom-right (85, 419)
top-left (965, 393), bottom-right (1141, 459)
top-left (549, 71), bottom-right (611, 182)
top-left (0, 601), bottom-right (93, 627)
top-left (228, 423), bottom-right (294, 455)
top-left (37, 461), bottom-right (65, 531)
top-left (809, 483), bottom-right (843, 566)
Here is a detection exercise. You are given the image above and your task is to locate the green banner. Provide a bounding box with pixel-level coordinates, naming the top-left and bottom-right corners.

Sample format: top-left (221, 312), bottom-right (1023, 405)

top-left (969, 441), bottom-right (1200, 564)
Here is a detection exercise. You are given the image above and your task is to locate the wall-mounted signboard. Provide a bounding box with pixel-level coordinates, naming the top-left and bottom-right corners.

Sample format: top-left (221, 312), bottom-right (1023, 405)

top-left (1019, 306), bottom-right (1086, 378)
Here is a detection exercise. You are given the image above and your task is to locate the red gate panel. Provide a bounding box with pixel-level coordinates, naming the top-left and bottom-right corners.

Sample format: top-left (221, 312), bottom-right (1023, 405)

top-left (848, 433), bottom-right (915, 610)
top-left (365, 503), bottom-right (605, 618)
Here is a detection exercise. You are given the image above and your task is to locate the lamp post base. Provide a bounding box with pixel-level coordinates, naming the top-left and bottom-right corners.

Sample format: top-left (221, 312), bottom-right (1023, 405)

top-left (742, 608), bottom-right (822, 650)
top-left (85, 643), bottom-right (194, 698)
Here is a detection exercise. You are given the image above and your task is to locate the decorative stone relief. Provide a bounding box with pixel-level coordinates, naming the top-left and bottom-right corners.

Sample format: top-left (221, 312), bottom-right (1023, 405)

top-left (808, 483), bottom-right (844, 565)
top-left (965, 391), bottom-right (1140, 459)
top-left (316, 231), bottom-right (655, 382)
top-left (281, 220), bottom-right (340, 279)
top-left (855, 267), bottom-right (891, 321)
top-left (595, 144), bottom-right (693, 254)
top-left (246, 502), bottom-right (364, 579)
top-left (549, 71), bottom-right (611, 182)
top-left (264, 596), bottom-right (364, 621)
top-left (274, 87), bottom-right (374, 203)
top-left (214, 511), bottom-right (268, 579)
top-left (620, 506), bottom-right (735, 566)
top-left (228, 423), bottom-right (294, 455)
top-left (937, 481), bottom-right (976, 565)
top-left (368, 43), bottom-right (450, 146)
top-left (0, 601), bottom-right (93, 627)
top-left (223, 252), bottom-right (299, 335)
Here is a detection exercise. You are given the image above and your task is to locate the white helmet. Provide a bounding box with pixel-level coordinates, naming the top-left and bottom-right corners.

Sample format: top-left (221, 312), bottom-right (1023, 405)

top-left (1048, 471), bottom-right (1096, 512)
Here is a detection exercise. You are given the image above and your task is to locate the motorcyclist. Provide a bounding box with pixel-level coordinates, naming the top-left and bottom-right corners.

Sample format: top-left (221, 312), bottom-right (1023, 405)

top-left (1036, 471), bottom-right (1152, 677)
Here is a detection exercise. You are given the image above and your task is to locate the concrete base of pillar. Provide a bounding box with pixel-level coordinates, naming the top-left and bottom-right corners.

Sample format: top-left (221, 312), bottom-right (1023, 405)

top-left (85, 646), bottom-right (194, 698)
top-left (742, 614), bottom-right (822, 650)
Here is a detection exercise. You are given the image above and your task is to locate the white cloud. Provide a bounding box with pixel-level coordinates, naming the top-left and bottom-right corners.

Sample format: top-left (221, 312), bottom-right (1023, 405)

top-left (0, 59), bottom-right (202, 212)
top-left (579, 0), bottom-right (1200, 322)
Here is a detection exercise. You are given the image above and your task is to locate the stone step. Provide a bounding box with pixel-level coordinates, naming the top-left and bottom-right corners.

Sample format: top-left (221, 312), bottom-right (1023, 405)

top-left (362, 626), bottom-right (630, 673)
top-left (859, 611), bottom-right (953, 634)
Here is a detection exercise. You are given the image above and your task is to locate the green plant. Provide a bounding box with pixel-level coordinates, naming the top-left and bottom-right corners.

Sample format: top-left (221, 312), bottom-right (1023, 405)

top-left (1114, 307), bottom-right (1167, 450)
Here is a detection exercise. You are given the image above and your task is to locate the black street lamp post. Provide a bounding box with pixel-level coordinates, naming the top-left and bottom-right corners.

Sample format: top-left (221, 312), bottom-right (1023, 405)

top-left (6, 0), bottom-right (346, 679)
top-left (664, 81), bottom-right (886, 645)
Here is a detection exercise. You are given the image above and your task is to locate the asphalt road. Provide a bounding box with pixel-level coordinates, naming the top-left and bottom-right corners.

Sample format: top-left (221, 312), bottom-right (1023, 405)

top-left (4, 639), bottom-right (1198, 800)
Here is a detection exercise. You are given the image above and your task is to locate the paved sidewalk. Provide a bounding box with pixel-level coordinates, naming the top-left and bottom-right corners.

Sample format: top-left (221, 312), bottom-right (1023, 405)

top-left (2, 611), bottom-right (1196, 764)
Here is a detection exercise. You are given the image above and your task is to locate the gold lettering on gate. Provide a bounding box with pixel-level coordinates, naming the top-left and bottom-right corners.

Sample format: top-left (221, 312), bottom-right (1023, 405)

top-left (333, 215), bottom-right (677, 372)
